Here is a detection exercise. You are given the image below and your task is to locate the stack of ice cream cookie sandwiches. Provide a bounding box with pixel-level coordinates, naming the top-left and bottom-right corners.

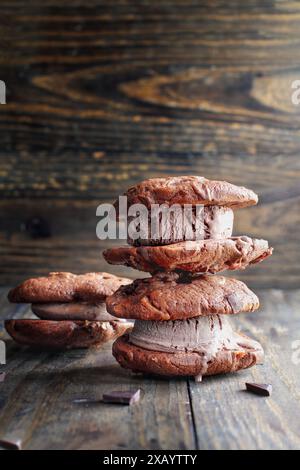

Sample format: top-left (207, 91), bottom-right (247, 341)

top-left (104, 176), bottom-right (273, 380)
top-left (6, 272), bottom-right (132, 350)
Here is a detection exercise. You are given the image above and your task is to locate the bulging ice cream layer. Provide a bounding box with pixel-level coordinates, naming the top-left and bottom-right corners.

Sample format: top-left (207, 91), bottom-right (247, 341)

top-left (128, 205), bottom-right (234, 246)
top-left (204, 206), bottom-right (233, 239)
top-left (129, 315), bottom-right (240, 356)
top-left (31, 302), bottom-right (127, 322)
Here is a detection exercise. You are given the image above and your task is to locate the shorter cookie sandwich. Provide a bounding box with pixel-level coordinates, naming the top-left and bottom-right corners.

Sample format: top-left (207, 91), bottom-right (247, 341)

top-left (110, 273), bottom-right (263, 379)
top-left (104, 236), bottom-right (273, 274)
top-left (113, 316), bottom-right (264, 379)
top-left (106, 273), bottom-right (259, 321)
top-left (6, 272), bottom-right (133, 350)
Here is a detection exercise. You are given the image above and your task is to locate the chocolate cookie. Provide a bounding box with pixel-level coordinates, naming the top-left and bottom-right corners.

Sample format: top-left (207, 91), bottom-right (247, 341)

top-left (8, 272), bottom-right (132, 304)
top-left (115, 176), bottom-right (258, 211)
top-left (103, 236), bottom-right (273, 274)
top-left (113, 333), bottom-right (264, 378)
top-left (5, 319), bottom-right (132, 350)
top-left (106, 273), bottom-right (259, 321)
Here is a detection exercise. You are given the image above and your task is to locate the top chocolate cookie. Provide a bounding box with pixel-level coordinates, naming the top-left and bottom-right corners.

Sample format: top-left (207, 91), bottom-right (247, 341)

top-left (8, 272), bottom-right (132, 304)
top-left (115, 176), bottom-right (258, 210)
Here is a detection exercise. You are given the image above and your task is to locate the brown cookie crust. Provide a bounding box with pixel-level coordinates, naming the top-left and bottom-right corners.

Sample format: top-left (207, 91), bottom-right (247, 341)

top-left (115, 176), bottom-right (258, 211)
top-left (5, 319), bottom-right (132, 350)
top-left (8, 272), bottom-right (132, 304)
top-left (113, 333), bottom-right (264, 377)
top-left (106, 273), bottom-right (259, 321)
top-left (104, 237), bottom-right (273, 274)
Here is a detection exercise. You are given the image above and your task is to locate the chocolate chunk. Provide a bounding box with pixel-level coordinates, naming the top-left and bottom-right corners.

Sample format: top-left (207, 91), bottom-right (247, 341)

top-left (245, 382), bottom-right (272, 396)
top-left (0, 372), bottom-right (5, 383)
top-left (102, 389), bottom-right (141, 405)
top-left (0, 437), bottom-right (22, 450)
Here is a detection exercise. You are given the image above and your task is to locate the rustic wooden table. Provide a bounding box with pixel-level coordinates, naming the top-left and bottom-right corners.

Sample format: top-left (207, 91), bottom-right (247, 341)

top-left (0, 287), bottom-right (299, 450)
top-left (0, 0), bottom-right (299, 451)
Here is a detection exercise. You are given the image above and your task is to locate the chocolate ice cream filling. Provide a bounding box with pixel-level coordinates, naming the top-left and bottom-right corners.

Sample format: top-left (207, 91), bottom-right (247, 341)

top-left (128, 205), bottom-right (234, 246)
top-left (129, 315), bottom-right (241, 356)
top-left (31, 302), bottom-right (127, 322)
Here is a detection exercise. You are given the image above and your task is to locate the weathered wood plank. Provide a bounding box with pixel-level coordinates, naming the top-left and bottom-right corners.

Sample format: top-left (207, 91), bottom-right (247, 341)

top-left (1, 288), bottom-right (300, 450)
top-left (189, 289), bottom-right (300, 450)
top-left (0, 291), bottom-right (195, 450)
top-left (1, 1), bottom-right (300, 286)
top-left (0, 0), bottom-right (299, 286)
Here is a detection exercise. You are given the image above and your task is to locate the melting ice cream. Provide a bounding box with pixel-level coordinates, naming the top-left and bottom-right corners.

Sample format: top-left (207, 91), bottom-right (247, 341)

top-left (129, 315), bottom-right (241, 356)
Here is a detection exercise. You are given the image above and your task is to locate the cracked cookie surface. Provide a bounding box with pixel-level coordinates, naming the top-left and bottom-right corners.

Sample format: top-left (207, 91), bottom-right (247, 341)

top-left (104, 236), bottom-right (273, 274)
top-left (115, 176), bottom-right (258, 211)
top-left (106, 273), bottom-right (259, 321)
top-left (8, 272), bottom-right (132, 303)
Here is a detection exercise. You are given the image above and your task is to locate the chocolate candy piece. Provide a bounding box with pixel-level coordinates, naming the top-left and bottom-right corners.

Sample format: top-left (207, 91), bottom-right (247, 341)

top-left (102, 389), bottom-right (141, 405)
top-left (245, 382), bottom-right (272, 396)
top-left (0, 437), bottom-right (22, 450)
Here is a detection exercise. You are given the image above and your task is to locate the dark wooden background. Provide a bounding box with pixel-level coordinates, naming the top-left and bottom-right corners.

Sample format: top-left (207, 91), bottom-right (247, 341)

top-left (1, 0), bottom-right (300, 288)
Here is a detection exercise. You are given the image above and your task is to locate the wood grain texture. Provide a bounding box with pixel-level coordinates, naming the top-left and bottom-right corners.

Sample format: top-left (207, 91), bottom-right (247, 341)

top-left (0, 290), bottom-right (195, 450)
top-left (189, 289), bottom-right (300, 450)
top-left (1, 287), bottom-right (300, 450)
top-left (0, 0), bottom-right (300, 286)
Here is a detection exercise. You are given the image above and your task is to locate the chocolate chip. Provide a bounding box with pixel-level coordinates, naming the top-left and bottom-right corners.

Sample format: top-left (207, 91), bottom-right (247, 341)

top-left (102, 389), bottom-right (141, 405)
top-left (0, 437), bottom-right (22, 450)
top-left (0, 372), bottom-right (5, 383)
top-left (245, 382), bottom-right (272, 396)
